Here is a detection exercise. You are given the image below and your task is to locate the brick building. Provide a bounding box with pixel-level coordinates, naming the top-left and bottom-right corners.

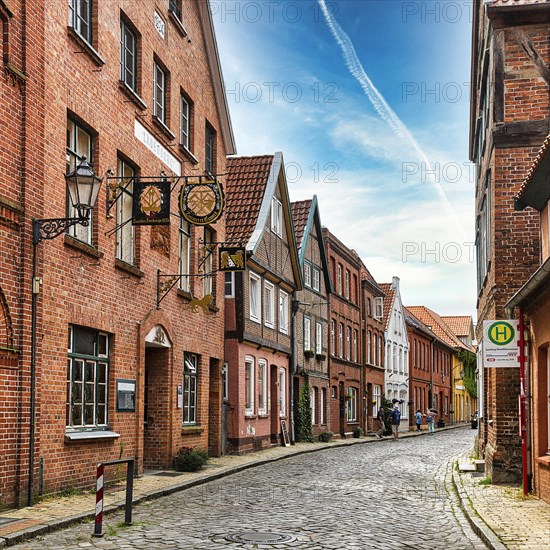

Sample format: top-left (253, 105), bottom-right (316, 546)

top-left (379, 277), bottom-right (410, 430)
top-left (360, 263), bottom-right (385, 434)
top-left (323, 229), bottom-right (363, 437)
top-left (224, 154), bottom-right (301, 452)
top-left (470, 0), bottom-right (549, 482)
top-left (1, 0), bottom-right (236, 508)
top-left (291, 197), bottom-right (332, 439)
top-left (507, 135), bottom-right (550, 504)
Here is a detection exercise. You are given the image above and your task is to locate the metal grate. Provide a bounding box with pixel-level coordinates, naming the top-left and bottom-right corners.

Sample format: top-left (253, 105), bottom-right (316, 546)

top-left (224, 532), bottom-right (296, 544)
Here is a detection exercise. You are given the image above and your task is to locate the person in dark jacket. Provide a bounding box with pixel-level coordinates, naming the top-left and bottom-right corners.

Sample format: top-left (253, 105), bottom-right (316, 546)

top-left (388, 405), bottom-right (401, 440)
top-left (375, 405), bottom-right (385, 438)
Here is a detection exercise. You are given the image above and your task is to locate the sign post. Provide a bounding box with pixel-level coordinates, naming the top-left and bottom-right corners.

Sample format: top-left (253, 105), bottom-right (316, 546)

top-left (482, 320), bottom-right (520, 367)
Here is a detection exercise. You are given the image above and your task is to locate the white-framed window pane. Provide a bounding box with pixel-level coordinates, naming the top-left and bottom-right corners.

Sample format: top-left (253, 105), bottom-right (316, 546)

top-left (153, 62), bottom-right (166, 122)
top-left (258, 360), bottom-right (267, 414)
top-left (311, 387), bottom-right (317, 424)
top-left (346, 387), bottom-right (357, 422)
top-left (312, 268), bottom-right (320, 291)
top-left (249, 272), bottom-right (261, 322)
top-left (304, 317), bottom-right (311, 351)
top-left (345, 270), bottom-right (350, 299)
top-left (264, 281), bottom-right (274, 328)
top-left (116, 158), bottom-right (135, 264)
top-left (120, 19), bottom-right (137, 90)
top-left (373, 384), bottom-right (381, 416)
top-left (203, 227), bottom-right (214, 297)
top-left (279, 290), bottom-right (288, 334)
top-left (205, 124), bottom-right (215, 174)
top-left (337, 265), bottom-right (342, 294)
top-left (339, 323), bottom-right (343, 358)
top-left (346, 327), bottom-right (351, 360)
top-left (304, 263), bottom-right (311, 288)
top-left (224, 272), bottom-right (234, 297)
top-left (178, 218), bottom-right (191, 292)
top-left (331, 320), bottom-right (335, 354)
top-left (183, 353), bottom-right (198, 424)
top-left (353, 329), bottom-right (358, 363)
top-left (69, 0), bottom-right (92, 43)
top-left (279, 368), bottom-right (286, 416)
top-left (66, 119), bottom-right (93, 243)
top-left (271, 197), bottom-right (282, 237)
top-left (245, 357), bottom-right (254, 414)
top-left (180, 95), bottom-right (190, 148)
top-left (316, 322), bottom-right (322, 354)
top-left (367, 331), bottom-right (372, 364)
top-left (320, 388), bottom-right (326, 424)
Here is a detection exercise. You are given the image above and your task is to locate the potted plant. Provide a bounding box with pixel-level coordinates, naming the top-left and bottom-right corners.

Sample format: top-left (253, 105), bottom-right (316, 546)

top-left (304, 350), bottom-right (314, 359)
top-left (352, 426), bottom-right (363, 438)
top-left (318, 431), bottom-right (333, 442)
top-left (315, 352), bottom-right (326, 361)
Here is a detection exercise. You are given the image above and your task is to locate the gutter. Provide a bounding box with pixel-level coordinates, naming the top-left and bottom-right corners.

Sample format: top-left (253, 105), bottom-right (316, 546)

top-left (505, 256), bottom-right (550, 314)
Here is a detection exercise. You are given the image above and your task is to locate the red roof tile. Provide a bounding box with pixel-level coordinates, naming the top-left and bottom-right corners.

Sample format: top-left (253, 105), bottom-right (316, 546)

top-left (441, 316), bottom-right (473, 339)
top-left (406, 306), bottom-right (466, 350)
top-left (225, 155), bottom-right (274, 243)
top-left (378, 283), bottom-right (397, 331)
top-left (515, 134), bottom-right (550, 201)
top-left (291, 199), bottom-right (312, 252)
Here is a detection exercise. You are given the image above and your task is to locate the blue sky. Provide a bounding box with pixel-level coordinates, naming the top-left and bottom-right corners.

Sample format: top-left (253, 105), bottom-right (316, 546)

top-left (211, 0), bottom-right (475, 319)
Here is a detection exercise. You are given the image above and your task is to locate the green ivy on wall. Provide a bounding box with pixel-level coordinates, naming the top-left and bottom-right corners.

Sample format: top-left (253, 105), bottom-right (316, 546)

top-left (457, 349), bottom-right (477, 399)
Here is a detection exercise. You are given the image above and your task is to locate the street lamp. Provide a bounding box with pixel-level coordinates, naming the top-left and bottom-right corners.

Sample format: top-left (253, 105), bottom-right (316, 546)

top-left (28, 157), bottom-right (103, 506)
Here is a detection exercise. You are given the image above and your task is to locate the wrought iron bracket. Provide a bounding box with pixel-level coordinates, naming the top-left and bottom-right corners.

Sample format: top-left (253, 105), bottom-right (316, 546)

top-left (32, 217), bottom-right (89, 245)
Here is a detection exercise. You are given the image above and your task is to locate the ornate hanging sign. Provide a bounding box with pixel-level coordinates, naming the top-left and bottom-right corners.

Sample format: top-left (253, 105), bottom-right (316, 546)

top-left (132, 180), bottom-right (171, 225)
top-left (179, 177), bottom-right (224, 226)
top-left (219, 246), bottom-right (246, 271)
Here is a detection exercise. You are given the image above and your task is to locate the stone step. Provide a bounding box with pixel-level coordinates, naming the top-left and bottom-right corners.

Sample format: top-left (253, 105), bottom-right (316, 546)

top-left (474, 459), bottom-right (485, 473)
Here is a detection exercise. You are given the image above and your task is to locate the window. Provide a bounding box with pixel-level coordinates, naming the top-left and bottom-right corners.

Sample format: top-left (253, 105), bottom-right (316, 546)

top-left (312, 267), bottom-right (320, 291)
top-left (258, 360), bottom-right (267, 415)
top-left (367, 331), bottom-right (372, 364)
top-left (311, 387), bottom-right (317, 424)
top-left (346, 387), bottom-right (358, 422)
top-left (353, 329), bottom-right (358, 363)
top-left (222, 362), bottom-right (228, 402)
top-left (320, 388), bottom-right (326, 424)
top-left (1, 6), bottom-right (10, 64)
top-left (183, 353), bottom-right (198, 424)
top-left (353, 274), bottom-right (358, 303)
top-left (271, 197), bottom-right (282, 237)
top-left (264, 281), bottom-right (275, 328)
top-left (69, 0), bottom-right (92, 44)
top-left (345, 270), bottom-right (350, 299)
top-left (153, 61), bottom-right (166, 123)
top-left (116, 158), bottom-right (135, 265)
top-left (367, 298), bottom-right (372, 317)
top-left (304, 263), bottom-right (311, 288)
top-left (378, 335), bottom-right (383, 367)
top-left (224, 272), bottom-right (234, 297)
top-left (337, 264), bottom-right (342, 294)
top-left (203, 227), bottom-right (214, 297)
top-left (120, 18), bottom-right (137, 91)
top-left (205, 123), bottom-right (215, 174)
top-left (339, 323), bottom-right (343, 358)
top-left (373, 384), bottom-right (381, 416)
top-left (66, 118), bottom-right (93, 244)
top-left (374, 297), bottom-right (383, 320)
top-left (249, 272), bottom-right (261, 322)
top-left (304, 317), bottom-right (311, 351)
top-left (346, 326), bottom-right (351, 360)
top-left (316, 322), bottom-right (322, 354)
top-left (66, 326), bottom-right (108, 429)
top-left (279, 368), bottom-right (286, 416)
top-left (279, 290), bottom-right (288, 334)
top-left (180, 94), bottom-right (191, 150)
top-left (178, 219), bottom-right (191, 292)
top-left (169, 0), bottom-right (182, 21)
top-left (245, 357), bottom-right (254, 415)
top-left (331, 320), bottom-right (335, 355)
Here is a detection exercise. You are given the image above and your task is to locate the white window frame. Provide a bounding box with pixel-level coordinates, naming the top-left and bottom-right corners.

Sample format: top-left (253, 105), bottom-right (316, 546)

top-left (316, 322), bottom-right (322, 354)
top-left (345, 270), bottom-right (350, 299)
top-left (153, 61), bottom-right (166, 123)
top-left (279, 368), bottom-right (286, 416)
top-left (245, 356), bottom-right (255, 415)
top-left (374, 297), bottom-right (383, 320)
top-left (120, 18), bottom-right (137, 91)
top-left (249, 272), bottom-right (261, 323)
top-left (183, 353), bottom-right (198, 424)
top-left (353, 329), bottom-right (358, 363)
top-left (258, 359), bottom-right (268, 415)
top-left (115, 157), bottom-right (135, 265)
top-left (203, 227), bottom-right (214, 297)
top-left (304, 262), bottom-right (311, 288)
top-left (311, 387), bottom-right (317, 424)
top-left (224, 272), bottom-right (235, 297)
top-left (279, 290), bottom-right (289, 334)
top-left (346, 387), bottom-right (358, 422)
top-left (320, 388), bottom-right (326, 424)
top-left (312, 267), bottom-right (320, 291)
top-left (69, 0), bottom-right (92, 44)
top-left (346, 326), bottom-right (351, 360)
top-left (271, 197), bottom-right (282, 237)
top-left (178, 218), bottom-right (191, 292)
top-left (331, 320), bottom-right (335, 355)
top-left (367, 331), bottom-right (372, 364)
top-left (180, 94), bottom-right (190, 150)
top-left (304, 317), bottom-right (311, 352)
top-left (264, 281), bottom-right (275, 328)
top-left (337, 264), bottom-right (342, 294)
top-left (339, 323), bottom-right (343, 358)
top-left (373, 384), bottom-right (381, 416)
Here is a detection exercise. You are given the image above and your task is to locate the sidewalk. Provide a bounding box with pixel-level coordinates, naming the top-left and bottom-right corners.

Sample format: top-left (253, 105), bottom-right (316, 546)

top-left (1, 425), bottom-right (548, 548)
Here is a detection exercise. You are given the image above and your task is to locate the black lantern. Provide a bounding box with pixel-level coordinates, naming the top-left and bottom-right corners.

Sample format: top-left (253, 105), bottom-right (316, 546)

top-left (65, 156), bottom-right (103, 219)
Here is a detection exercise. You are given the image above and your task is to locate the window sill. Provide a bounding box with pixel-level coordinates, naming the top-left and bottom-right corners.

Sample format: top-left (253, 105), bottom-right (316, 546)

top-left (177, 288), bottom-right (193, 301)
top-left (208, 303), bottom-right (219, 313)
top-left (152, 115), bottom-right (176, 141)
top-left (115, 258), bottom-right (143, 278)
top-left (258, 412), bottom-right (268, 418)
top-left (179, 144), bottom-right (199, 165)
top-left (244, 413), bottom-right (256, 419)
top-left (181, 425), bottom-right (203, 434)
top-left (118, 81), bottom-right (147, 111)
top-left (536, 455), bottom-right (550, 467)
top-left (65, 430), bottom-right (120, 442)
top-left (169, 10), bottom-right (188, 37)
top-left (64, 234), bottom-right (104, 259)
top-left (67, 27), bottom-right (106, 67)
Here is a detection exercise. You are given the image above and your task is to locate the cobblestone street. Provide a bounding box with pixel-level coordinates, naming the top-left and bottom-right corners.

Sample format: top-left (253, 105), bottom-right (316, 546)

top-left (10, 429), bottom-right (489, 549)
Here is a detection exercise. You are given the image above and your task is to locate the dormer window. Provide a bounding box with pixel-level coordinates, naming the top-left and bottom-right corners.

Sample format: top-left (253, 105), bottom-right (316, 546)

top-left (271, 197), bottom-right (282, 237)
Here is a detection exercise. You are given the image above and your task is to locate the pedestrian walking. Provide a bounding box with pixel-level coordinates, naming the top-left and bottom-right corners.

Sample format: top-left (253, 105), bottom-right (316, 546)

top-left (388, 405), bottom-right (401, 440)
top-left (415, 409), bottom-right (423, 431)
top-left (427, 409), bottom-right (436, 434)
top-left (375, 405), bottom-right (385, 438)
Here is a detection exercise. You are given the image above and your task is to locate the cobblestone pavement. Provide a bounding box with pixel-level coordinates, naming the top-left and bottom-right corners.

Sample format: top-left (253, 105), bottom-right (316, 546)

top-left (10, 429), bottom-right (488, 550)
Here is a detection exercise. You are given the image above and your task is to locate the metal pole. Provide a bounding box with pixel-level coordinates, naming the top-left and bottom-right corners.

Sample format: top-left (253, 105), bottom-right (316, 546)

top-left (28, 235), bottom-right (38, 507)
top-left (94, 463), bottom-right (105, 537)
top-left (125, 459), bottom-right (134, 525)
top-left (518, 309), bottom-right (528, 496)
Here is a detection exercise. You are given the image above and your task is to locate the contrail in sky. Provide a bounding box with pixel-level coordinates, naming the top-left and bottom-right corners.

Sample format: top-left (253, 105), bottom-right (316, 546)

top-left (317, 0), bottom-right (465, 237)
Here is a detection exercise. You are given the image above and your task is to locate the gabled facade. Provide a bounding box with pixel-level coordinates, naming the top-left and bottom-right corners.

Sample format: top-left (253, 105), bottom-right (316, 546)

top-left (1, 0), bottom-right (235, 508)
top-left (507, 135), bottom-right (550, 504)
top-left (379, 277), bottom-right (410, 429)
top-left (323, 229), bottom-right (363, 437)
top-left (224, 153), bottom-right (301, 452)
top-left (291, 197), bottom-right (332, 438)
top-left (470, 0), bottom-right (549, 482)
top-left (361, 263), bottom-right (385, 434)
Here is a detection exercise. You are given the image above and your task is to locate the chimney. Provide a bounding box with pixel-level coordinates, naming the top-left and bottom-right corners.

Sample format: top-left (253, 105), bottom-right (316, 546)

top-left (391, 276), bottom-right (400, 290)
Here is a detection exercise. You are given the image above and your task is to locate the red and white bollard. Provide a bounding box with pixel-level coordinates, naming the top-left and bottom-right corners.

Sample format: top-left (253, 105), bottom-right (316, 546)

top-left (93, 463), bottom-right (105, 537)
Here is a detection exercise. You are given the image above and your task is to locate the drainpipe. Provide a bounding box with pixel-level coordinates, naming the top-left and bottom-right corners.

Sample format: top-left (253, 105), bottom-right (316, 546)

top-left (518, 308), bottom-right (530, 496)
top-left (289, 296), bottom-right (299, 443)
top-left (429, 338), bottom-right (435, 410)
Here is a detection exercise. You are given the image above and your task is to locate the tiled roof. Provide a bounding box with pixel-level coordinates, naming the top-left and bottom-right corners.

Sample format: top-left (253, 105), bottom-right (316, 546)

top-left (406, 306), bottom-right (466, 350)
top-left (378, 283), bottom-right (397, 331)
top-left (225, 155), bottom-right (274, 243)
top-left (515, 134), bottom-right (550, 201)
top-left (404, 308), bottom-right (437, 338)
top-left (441, 316), bottom-right (473, 338)
top-left (290, 199), bottom-right (312, 252)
